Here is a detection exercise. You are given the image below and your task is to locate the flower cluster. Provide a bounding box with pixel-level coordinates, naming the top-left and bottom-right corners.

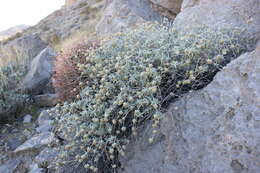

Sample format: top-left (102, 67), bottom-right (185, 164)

top-left (51, 22), bottom-right (250, 172)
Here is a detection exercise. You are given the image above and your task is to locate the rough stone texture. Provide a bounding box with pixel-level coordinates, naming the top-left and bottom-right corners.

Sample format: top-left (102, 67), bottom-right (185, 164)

top-left (14, 132), bottom-right (54, 153)
top-left (0, 34), bottom-right (47, 66)
top-left (1, 0), bottom-right (105, 51)
top-left (0, 124), bottom-right (32, 152)
top-left (53, 163), bottom-right (89, 173)
top-left (0, 110), bottom-right (58, 173)
top-left (28, 164), bottom-right (45, 173)
top-left (120, 122), bottom-right (166, 173)
top-left (175, 0), bottom-right (260, 42)
top-left (121, 43), bottom-right (260, 173)
top-left (20, 47), bottom-right (57, 95)
top-left (0, 159), bottom-right (20, 173)
top-left (24, 0), bottom-right (105, 44)
top-left (23, 114), bottom-right (33, 123)
top-left (150, 0), bottom-right (183, 15)
top-left (37, 110), bottom-right (52, 125)
top-left (35, 148), bottom-right (58, 167)
top-left (6, 137), bottom-right (26, 151)
top-left (0, 24), bottom-right (29, 41)
top-left (34, 94), bottom-right (59, 107)
top-left (36, 109), bottom-right (53, 133)
top-left (96, 0), bottom-right (162, 34)
top-left (36, 120), bottom-right (53, 133)
top-left (181, 0), bottom-right (200, 10)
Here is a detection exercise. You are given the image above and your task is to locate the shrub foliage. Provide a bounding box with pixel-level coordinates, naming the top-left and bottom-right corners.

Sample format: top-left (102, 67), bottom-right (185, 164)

top-left (52, 22), bottom-right (252, 172)
top-left (0, 62), bottom-right (29, 122)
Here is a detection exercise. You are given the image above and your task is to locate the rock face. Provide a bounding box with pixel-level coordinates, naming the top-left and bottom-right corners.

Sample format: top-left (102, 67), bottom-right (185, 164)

top-left (1, 0), bottom-right (105, 51)
top-left (150, 0), bottom-right (183, 17)
top-left (120, 122), bottom-right (166, 173)
top-left (23, 114), bottom-right (33, 123)
top-left (21, 47), bottom-right (57, 94)
top-left (175, 0), bottom-right (260, 41)
top-left (120, 42), bottom-right (260, 173)
top-left (14, 132), bottom-right (54, 153)
top-left (0, 24), bottom-right (29, 41)
top-left (24, 0), bottom-right (105, 45)
top-left (36, 110), bottom-right (54, 133)
top-left (0, 34), bottom-right (47, 66)
top-left (0, 109), bottom-right (58, 173)
top-left (35, 148), bottom-right (58, 167)
top-left (96, 0), bottom-right (162, 34)
top-left (34, 94), bottom-right (59, 107)
top-left (28, 164), bottom-right (44, 173)
top-left (0, 159), bottom-right (20, 173)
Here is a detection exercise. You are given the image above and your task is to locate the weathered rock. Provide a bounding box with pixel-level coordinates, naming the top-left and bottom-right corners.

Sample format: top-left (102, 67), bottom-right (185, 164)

top-left (36, 110), bottom-right (53, 133)
top-left (20, 47), bottom-right (57, 95)
top-left (150, 0), bottom-right (183, 16)
top-left (0, 159), bottom-right (20, 173)
top-left (37, 110), bottom-right (52, 125)
top-left (0, 154), bottom-right (7, 164)
top-left (53, 164), bottom-right (89, 173)
top-left (0, 24), bottom-right (29, 41)
top-left (96, 0), bottom-right (162, 34)
top-left (23, 114), bottom-right (33, 123)
top-left (0, 34), bottom-right (47, 66)
top-left (23, 0), bottom-right (105, 45)
top-left (36, 120), bottom-right (53, 133)
top-left (175, 0), bottom-right (260, 43)
top-left (6, 137), bottom-right (26, 151)
top-left (35, 148), bottom-right (58, 167)
top-left (34, 94), bottom-right (59, 107)
top-left (28, 164), bottom-right (45, 173)
top-left (121, 43), bottom-right (260, 173)
top-left (120, 122), bottom-right (166, 173)
top-left (22, 128), bottom-right (35, 139)
top-left (14, 132), bottom-right (54, 153)
top-left (181, 0), bottom-right (200, 10)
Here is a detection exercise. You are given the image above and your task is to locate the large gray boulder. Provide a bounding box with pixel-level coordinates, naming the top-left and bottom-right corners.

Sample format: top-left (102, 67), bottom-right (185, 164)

top-left (14, 132), bottom-right (54, 153)
top-left (34, 148), bottom-right (58, 167)
top-left (36, 110), bottom-right (54, 133)
top-left (28, 164), bottom-right (45, 173)
top-left (34, 94), bottom-right (59, 107)
top-left (120, 42), bottom-right (260, 173)
top-left (175, 0), bottom-right (260, 42)
top-left (0, 34), bottom-right (47, 66)
top-left (0, 159), bottom-right (20, 173)
top-left (20, 47), bottom-right (57, 94)
top-left (96, 0), bottom-right (162, 35)
top-left (150, 0), bottom-right (183, 16)
top-left (120, 122), bottom-right (166, 173)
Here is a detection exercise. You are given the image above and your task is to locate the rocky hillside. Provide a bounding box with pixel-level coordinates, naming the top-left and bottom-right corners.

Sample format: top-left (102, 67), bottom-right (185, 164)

top-left (121, 41), bottom-right (260, 173)
top-left (0, 25), bottom-right (29, 41)
top-left (0, 0), bottom-right (259, 173)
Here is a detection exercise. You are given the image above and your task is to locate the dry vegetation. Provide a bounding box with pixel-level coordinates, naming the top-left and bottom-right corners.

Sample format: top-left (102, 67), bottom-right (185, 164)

top-left (50, 22), bottom-right (252, 172)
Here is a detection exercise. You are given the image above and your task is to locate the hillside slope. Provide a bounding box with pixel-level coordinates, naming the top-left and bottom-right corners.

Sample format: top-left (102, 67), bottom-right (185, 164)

top-left (0, 24), bottom-right (29, 41)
